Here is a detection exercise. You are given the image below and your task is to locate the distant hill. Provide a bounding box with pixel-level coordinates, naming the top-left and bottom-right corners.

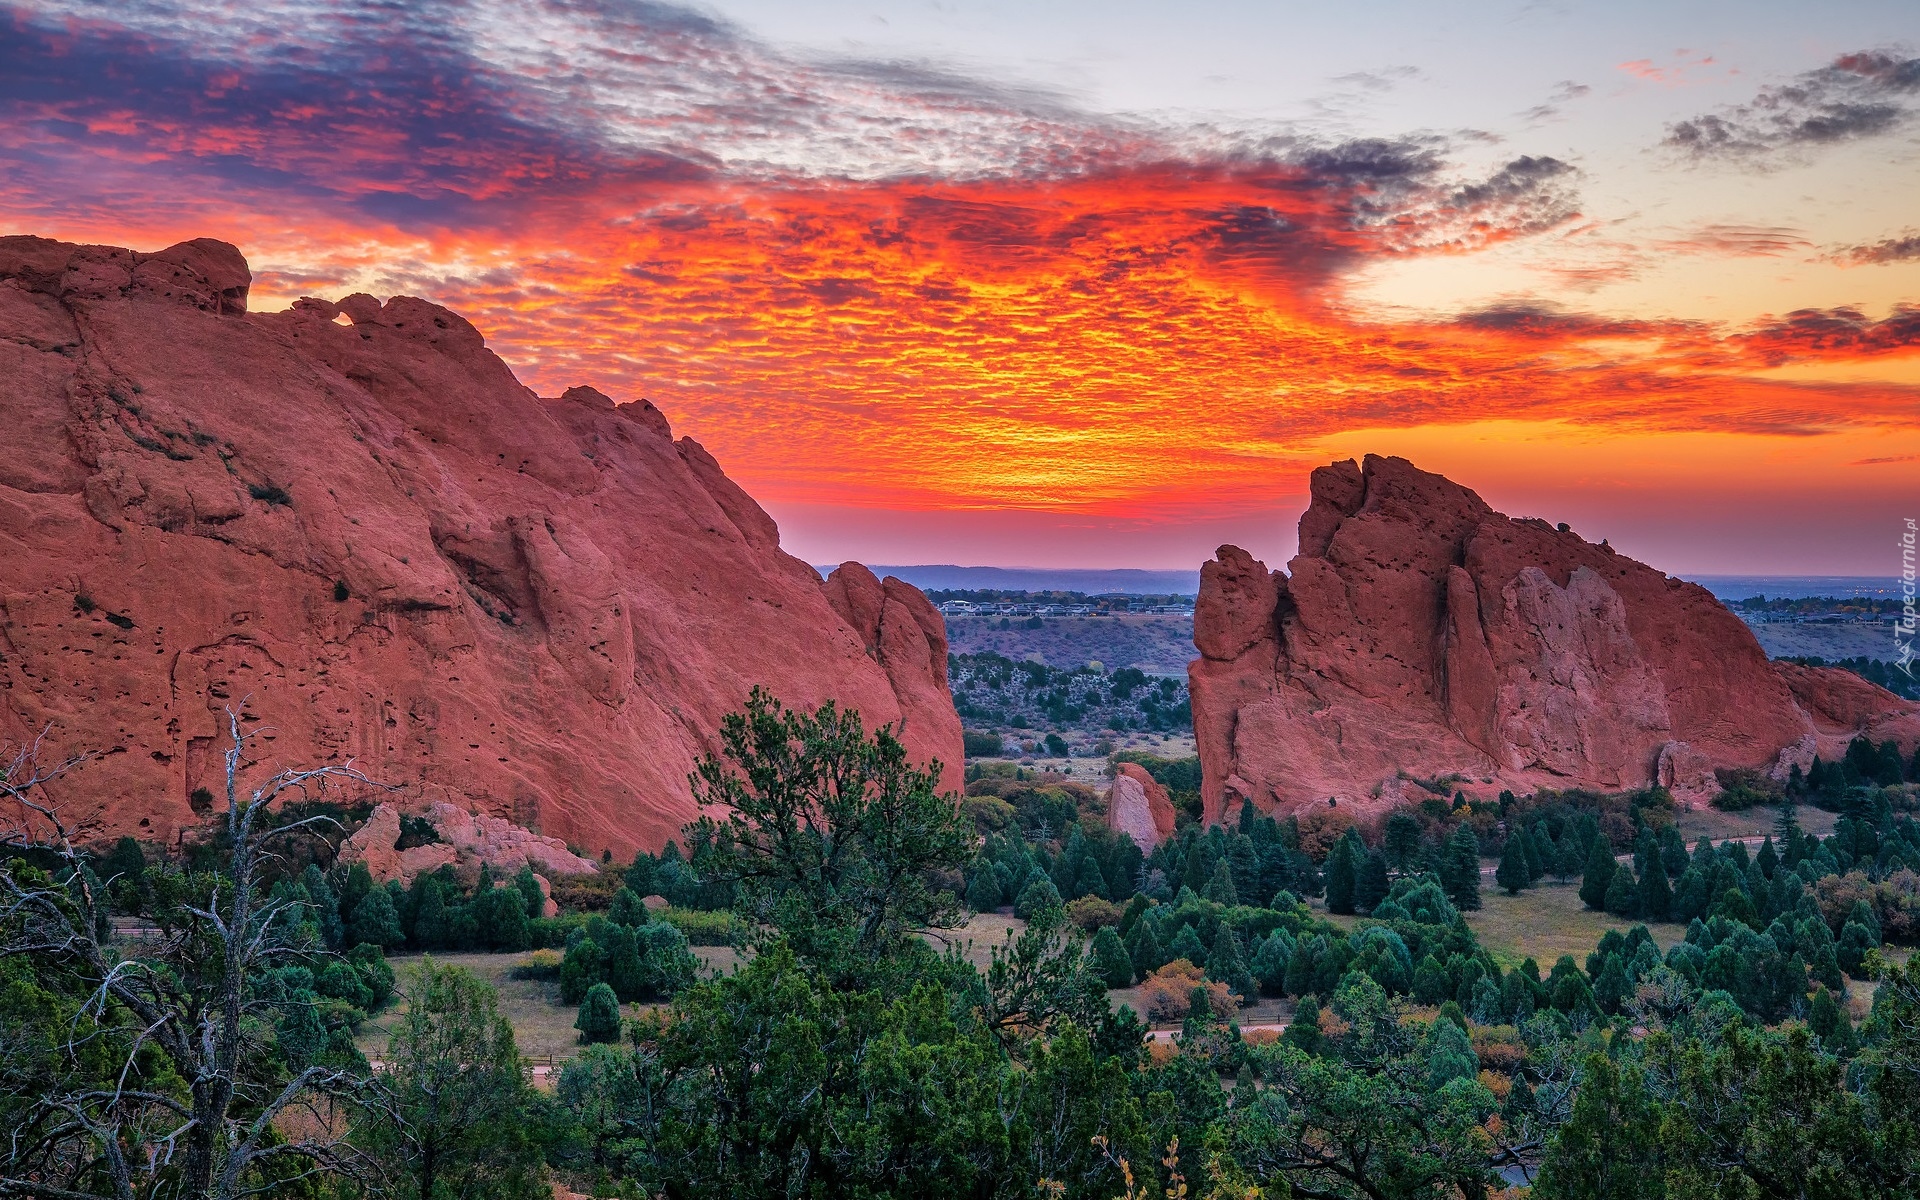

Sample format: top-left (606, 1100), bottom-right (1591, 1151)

top-left (1691, 575), bottom-right (1895, 601)
top-left (833, 564), bottom-right (1201, 596)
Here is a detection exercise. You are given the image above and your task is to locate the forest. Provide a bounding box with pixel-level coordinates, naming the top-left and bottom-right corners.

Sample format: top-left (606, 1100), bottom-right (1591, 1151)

top-left (3, 698), bottom-right (1919, 1199)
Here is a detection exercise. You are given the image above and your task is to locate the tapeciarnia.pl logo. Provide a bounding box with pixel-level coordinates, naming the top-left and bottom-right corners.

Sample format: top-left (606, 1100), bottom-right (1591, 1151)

top-left (1899, 517), bottom-right (1917, 680)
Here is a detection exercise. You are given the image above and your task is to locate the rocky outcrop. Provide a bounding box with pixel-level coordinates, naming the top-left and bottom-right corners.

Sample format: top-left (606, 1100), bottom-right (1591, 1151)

top-left (820, 562), bottom-right (963, 793)
top-left (339, 800), bottom-right (600, 887)
top-left (1191, 455), bottom-right (1920, 822)
top-left (0, 236), bottom-right (961, 854)
top-left (1107, 762), bottom-right (1178, 851)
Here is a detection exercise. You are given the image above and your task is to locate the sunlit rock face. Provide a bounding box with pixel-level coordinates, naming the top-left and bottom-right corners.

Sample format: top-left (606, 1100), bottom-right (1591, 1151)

top-left (0, 235), bottom-right (960, 854)
top-left (1190, 454), bottom-right (1919, 823)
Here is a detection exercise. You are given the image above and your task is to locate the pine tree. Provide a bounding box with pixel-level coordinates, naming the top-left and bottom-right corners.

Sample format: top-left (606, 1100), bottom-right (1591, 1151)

top-left (514, 865), bottom-right (545, 919)
top-left (1755, 835), bottom-right (1778, 880)
top-left (350, 885), bottom-right (405, 950)
top-left (1125, 918), bottom-right (1165, 976)
top-left (608, 887), bottom-right (650, 928)
top-left (1208, 925), bottom-right (1254, 1002)
top-left (1604, 866), bottom-right (1639, 918)
top-left (1325, 836), bottom-right (1359, 915)
top-left (1442, 825), bottom-right (1482, 911)
top-left (1283, 995), bottom-right (1322, 1055)
top-left (1356, 851), bottom-right (1391, 912)
top-left (1090, 927), bottom-right (1135, 989)
top-left (965, 863), bottom-right (1003, 912)
top-left (1809, 984), bottom-right (1855, 1054)
top-left (301, 864), bottom-right (344, 949)
top-left (1075, 856), bottom-right (1110, 901)
top-left (1496, 835), bottom-right (1531, 896)
top-left (1383, 811), bottom-right (1423, 873)
top-left (1251, 931), bottom-right (1292, 995)
top-left (574, 982), bottom-right (623, 1044)
top-left (1168, 923), bottom-right (1209, 968)
top-left (410, 875), bottom-right (448, 950)
top-left (1203, 859), bottom-right (1240, 906)
top-left (1579, 836), bottom-right (1618, 911)
top-left (602, 923), bottom-right (643, 1002)
top-left (1637, 843), bottom-right (1671, 921)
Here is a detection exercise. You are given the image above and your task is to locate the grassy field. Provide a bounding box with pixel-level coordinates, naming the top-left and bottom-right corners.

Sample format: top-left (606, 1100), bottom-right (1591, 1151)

top-left (1314, 881), bottom-right (1685, 972)
top-left (355, 945), bottom-right (745, 1068)
top-left (1674, 802), bottom-right (1837, 844)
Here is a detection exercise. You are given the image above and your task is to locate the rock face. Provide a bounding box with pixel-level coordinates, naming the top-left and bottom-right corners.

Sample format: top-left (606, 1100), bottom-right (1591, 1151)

top-left (1107, 762), bottom-right (1178, 851)
top-left (1191, 455), bottom-right (1920, 823)
top-left (339, 800), bottom-right (600, 888)
top-left (0, 236), bottom-right (961, 854)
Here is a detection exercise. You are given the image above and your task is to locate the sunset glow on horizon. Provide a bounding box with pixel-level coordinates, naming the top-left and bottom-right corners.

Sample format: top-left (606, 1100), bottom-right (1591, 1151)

top-left (4, 1), bottom-right (1916, 575)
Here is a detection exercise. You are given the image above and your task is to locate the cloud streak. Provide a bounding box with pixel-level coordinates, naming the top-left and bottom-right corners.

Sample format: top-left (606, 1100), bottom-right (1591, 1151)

top-left (1664, 48), bottom-right (1920, 163)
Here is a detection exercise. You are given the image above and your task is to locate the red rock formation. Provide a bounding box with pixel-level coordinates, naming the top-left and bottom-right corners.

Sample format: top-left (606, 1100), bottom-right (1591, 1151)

top-left (1107, 762), bottom-right (1178, 851)
top-left (0, 236), bottom-right (961, 854)
top-left (1191, 454), bottom-right (1919, 822)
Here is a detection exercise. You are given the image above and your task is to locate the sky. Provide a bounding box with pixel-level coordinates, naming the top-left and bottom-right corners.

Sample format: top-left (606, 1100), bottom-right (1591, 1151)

top-left (2, 1), bottom-right (1917, 575)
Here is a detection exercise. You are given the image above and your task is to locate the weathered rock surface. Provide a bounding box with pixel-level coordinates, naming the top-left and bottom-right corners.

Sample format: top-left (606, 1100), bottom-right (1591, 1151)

top-left (0, 235), bottom-right (961, 854)
top-left (1107, 762), bottom-right (1177, 851)
top-left (1191, 454), bottom-right (1920, 822)
top-left (339, 800), bottom-right (600, 885)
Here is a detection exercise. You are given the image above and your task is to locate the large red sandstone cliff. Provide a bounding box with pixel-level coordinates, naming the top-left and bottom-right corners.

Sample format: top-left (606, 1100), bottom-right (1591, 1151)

top-left (0, 235), bottom-right (962, 854)
top-left (1191, 455), bottom-right (1920, 824)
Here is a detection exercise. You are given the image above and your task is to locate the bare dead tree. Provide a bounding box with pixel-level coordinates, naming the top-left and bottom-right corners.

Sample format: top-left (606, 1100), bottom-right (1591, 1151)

top-left (0, 710), bottom-right (384, 1200)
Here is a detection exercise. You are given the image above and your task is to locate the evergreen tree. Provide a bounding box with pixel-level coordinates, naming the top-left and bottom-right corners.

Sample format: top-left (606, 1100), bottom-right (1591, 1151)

top-left (1441, 824), bottom-right (1482, 911)
top-left (477, 882), bottom-right (531, 952)
top-left (1808, 984), bottom-right (1855, 1054)
top-left (1383, 811), bottom-right (1423, 873)
top-left (1090, 927), bottom-right (1135, 989)
top-left (1251, 932), bottom-right (1292, 995)
top-left (1074, 855), bottom-right (1110, 901)
top-left (1424, 1018), bottom-right (1478, 1088)
top-left (514, 865), bottom-right (545, 919)
top-left (1125, 918), bottom-right (1165, 976)
top-left (608, 887), bottom-right (650, 928)
top-left (1755, 836), bottom-right (1778, 880)
top-left (1496, 834), bottom-right (1531, 896)
top-left (301, 863), bottom-right (344, 948)
top-left (603, 923), bottom-right (644, 1002)
top-left (1014, 876), bottom-right (1063, 920)
top-left (1208, 925), bottom-right (1255, 1002)
top-left (575, 982), bottom-right (623, 1044)
top-left (1579, 837), bottom-right (1617, 911)
top-left (560, 938), bottom-right (607, 1005)
top-left (1282, 994), bottom-right (1323, 1055)
top-left (1325, 836), bottom-right (1359, 915)
top-left (410, 875), bottom-right (448, 951)
top-left (965, 862), bottom-right (1003, 912)
top-left (1527, 821), bottom-right (1552, 882)
top-left (1168, 923), bottom-right (1209, 968)
top-left (350, 884), bottom-right (405, 950)
top-left (1604, 867), bottom-right (1639, 918)
top-left (1637, 843), bottom-right (1671, 921)
top-left (1355, 851), bottom-right (1391, 912)
top-left (1203, 859), bottom-right (1240, 906)
top-left (1412, 956), bottom-right (1452, 1006)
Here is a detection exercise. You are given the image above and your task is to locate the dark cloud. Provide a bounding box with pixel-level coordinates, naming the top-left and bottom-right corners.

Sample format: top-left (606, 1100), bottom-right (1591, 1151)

top-left (1834, 231), bottom-right (1920, 265)
top-left (1733, 304), bottom-right (1920, 365)
top-left (1450, 304), bottom-right (1669, 340)
top-left (1664, 49), bottom-right (1920, 162)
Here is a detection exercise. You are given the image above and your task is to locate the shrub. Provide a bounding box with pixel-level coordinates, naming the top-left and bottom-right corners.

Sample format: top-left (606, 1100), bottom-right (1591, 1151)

top-left (509, 949), bottom-right (563, 980)
top-left (1139, 959), bottom-right (1235, 1023)
top-left (247, 481), bottom-right (292, 506)
top-left (1065, 895), bottom-right (1122, 931)
top-left (658, 907), bottom-right (743, 946)
top-left (962, 731), bottom-right (1005, 757)
top-left (575, 982), bottom-right (623, 1044)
